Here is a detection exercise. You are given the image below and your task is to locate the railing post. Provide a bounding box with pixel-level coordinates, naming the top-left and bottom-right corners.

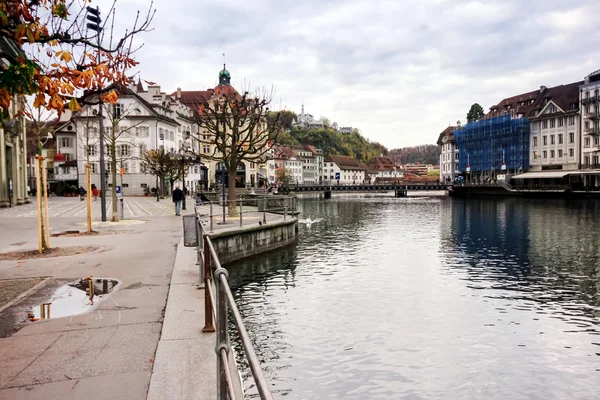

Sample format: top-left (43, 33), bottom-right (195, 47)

top-left (284, 197), bottom-right (288, 220)
top-left (202, 236), bottom-right (215, 333)
top-left (215, 268), bottom-right (229, 400)
top-left (239, 197), bottom-right (243, 228)
top-left (263, 202), bottom-right (267, 224)
top-left (209, 202), bottom-right (214, 233)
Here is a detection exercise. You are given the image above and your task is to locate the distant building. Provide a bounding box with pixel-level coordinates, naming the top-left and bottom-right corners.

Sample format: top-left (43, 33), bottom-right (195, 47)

top-left (293, 104), bottom-right (327, 129)
top-left (401, 163), bottom-right (430, 177)
top-left (437, 125), bottom-right (460, 183)
top-left (323, 155), bottom-right (367, 184)
top-left (580, 69), bottom-right (600, 170)
top-left (339, 127), bottom-right (353, 134)
top-left (367, 155), bottom-right (402, 182)
top-left (529, 82), bottom-right (581, 171)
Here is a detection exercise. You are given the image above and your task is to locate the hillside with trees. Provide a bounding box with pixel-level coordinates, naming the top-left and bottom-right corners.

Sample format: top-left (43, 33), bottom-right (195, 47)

top-left (389, 145), bottom-right (440, 165)
top-left (268, 111), bottom-right (388, 161)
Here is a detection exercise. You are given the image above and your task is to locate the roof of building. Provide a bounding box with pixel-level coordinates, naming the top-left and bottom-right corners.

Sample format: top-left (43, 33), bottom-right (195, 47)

top-left (325, 155), bottom-right (367, 171)
top-left (172, 90), bottom-right (214, 110)
top-left (367, 155), bottom-right (396, 171)
top-left (436, 125), bottom-right (458, 145)
top-left (485, 89), bottom-right (540, 119)
top-left (528, 81), bottom-right (583, 119)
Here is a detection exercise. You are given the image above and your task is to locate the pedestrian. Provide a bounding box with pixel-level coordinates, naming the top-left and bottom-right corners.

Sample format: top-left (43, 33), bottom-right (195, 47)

top-left (79, 186), bottom-right (86, 201)
top-left (92, 187), bottom-right (99, 201)
top-left (172, 185), bottom-right (184, 216)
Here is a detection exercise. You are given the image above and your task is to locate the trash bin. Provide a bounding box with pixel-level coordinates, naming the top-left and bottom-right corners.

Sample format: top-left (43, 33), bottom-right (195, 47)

top-left (183, 214), bottom-right (198, 247)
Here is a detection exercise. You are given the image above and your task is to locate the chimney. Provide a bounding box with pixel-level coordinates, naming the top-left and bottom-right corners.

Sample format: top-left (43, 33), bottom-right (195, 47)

top-left (177, 87), bottom-right (182, 99)
top-left (540, 85), bottom-right (547, 93)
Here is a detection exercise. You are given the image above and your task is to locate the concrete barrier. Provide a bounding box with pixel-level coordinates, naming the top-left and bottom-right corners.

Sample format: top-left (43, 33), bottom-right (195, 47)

top-left (208, 218), bottom-right (297, 265)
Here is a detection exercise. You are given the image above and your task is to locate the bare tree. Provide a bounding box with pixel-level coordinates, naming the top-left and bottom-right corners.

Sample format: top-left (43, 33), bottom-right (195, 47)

top-left (103, 101), bottom-right (148, 221)
top-left (191, 88), bottom-right (284, 215)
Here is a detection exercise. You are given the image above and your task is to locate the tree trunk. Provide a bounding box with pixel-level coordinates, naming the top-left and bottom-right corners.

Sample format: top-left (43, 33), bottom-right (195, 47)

top-left (227, 168), bottom-right (237, 217)
top-left (110, 145), bottom-right (118, 222)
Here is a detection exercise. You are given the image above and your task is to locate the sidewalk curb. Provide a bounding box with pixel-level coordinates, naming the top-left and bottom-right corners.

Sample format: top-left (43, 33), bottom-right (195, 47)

top-left (0, 277), bottom-right (51, 314)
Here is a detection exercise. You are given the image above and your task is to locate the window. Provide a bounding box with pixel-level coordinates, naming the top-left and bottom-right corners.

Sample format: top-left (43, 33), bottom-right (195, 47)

top-left (569, 148), bottom-right (574, 157)
top-left (90, 163), bottom-right (97, 173)
top-left (113, 103), bottom-right (122, 119)
top-left (550, 119), bottom-right (555, 128)
top-left (136, 126), bottom-right (149, 137)
top-left (542, 120), bottom-right (548, 129)
top-left (595, 137), bottom-right (600, 146)
top-left (532, 122), bottom-right (538, 131)
top-left (558, 149), bottom-right (563, 158)
top-left (585, 137), bottom-right (590, 147)
top-left (550, 135), bottom-right (555, 145)
top-left (543, 136), bottom-right (547, 145)
top-left (569, 116), bottom-right (575, 125)
top-left (543, 151), bottom-right (547, 159)
top-left (550, 150), bottom-right (555, 158)
top-left (584, 156), bottom-right (590, 166)
top-left (87, 145), bottom-right (96, 156)
top-left (60, 137), bottom-right (72, 148)
top-left (533, 137), bottom-right (538, 147)
top-left (585, 105), bottom-right (590, 114)
top-left (119, 144), bottom-right (130, 157)
top-left (193, 166), bottom-right (199, 174)
top-left (203, 144), bottom-right (210, 154)
top-left (140, 143), bottom-right (147, 154)
top-left (558, 134), bottom-right (563, 144)
top-left (159, 128), bottom-right (164, 140)
top-left (569, 132), bottom-right (574, 143)
top-left (64, 153), bottom-right (72, 162)
top-left (585, 121), bottom-right (589, 130)
top-left (558, 118), bottom-right (563, 127)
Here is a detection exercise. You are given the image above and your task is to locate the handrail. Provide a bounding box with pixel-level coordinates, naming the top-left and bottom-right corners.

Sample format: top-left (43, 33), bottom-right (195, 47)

top-left (196, 209), bottom-right (275, 400)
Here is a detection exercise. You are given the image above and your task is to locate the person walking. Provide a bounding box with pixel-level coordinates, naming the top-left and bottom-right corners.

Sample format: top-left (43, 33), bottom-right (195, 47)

top-left (92, 187), bottom-right (99, 201)
top-left (79, 186), bottom-right (86, 201)
top-left (172, 186), bottom-right (184, 216)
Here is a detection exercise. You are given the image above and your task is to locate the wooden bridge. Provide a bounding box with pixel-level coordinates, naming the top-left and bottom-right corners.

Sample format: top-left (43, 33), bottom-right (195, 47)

top-left (282, 183), bottom-right (449, 197)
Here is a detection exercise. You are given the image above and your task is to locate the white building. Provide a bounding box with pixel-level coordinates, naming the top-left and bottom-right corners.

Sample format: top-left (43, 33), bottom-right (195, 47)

top-left (323, 155), bottom-right (367, 184)
top-left (528, 82), bottom-right (581, 171)
top-left (292, 104), bottom-right (327, 129)
top-left (54, 81), bottom-right (187, 195)
top-left (580, 69), bottom-right (600, 169)
top-left (366, 155), bottom-right (403, 183)
top-left (437, 125), bottom-right (460, 183)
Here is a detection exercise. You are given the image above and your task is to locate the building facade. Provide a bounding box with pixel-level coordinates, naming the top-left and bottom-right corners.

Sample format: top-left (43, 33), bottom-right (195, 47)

top-left (437, 125), bottom-right (460, 183)
top-left (580, 69), bottom-right (600, 169)
top-left (323, 155), bottom-right (367, 184)
top-left (528, 82), bottom-right (581, 171)
top-left (0, 37), bottom-right (29, 207)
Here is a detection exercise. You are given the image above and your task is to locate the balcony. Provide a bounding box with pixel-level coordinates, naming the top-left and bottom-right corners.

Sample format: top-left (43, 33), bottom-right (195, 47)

top-left (585, 126), bottom-right (600, 135)
top-left (582, 96), bottom-right (599, 105)
top-left (586, 112), bottom-right (600, 120)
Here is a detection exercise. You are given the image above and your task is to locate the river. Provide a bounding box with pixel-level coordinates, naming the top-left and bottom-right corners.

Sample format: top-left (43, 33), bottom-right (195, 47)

top-left (228, 194), bottom-right (600, 399)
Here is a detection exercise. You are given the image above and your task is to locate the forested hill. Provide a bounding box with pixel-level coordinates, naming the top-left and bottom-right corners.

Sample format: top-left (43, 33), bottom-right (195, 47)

top-left (278, 126), bottom-right (389, 162)
top-left (389, 145), bottom-right (440, 165)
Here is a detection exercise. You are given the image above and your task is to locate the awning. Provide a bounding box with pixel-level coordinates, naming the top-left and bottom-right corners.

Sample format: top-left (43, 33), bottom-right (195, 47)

top-left (512, 171), bottom-right (570, 179)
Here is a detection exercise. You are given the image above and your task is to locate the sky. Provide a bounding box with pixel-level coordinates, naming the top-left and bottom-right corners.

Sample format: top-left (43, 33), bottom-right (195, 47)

top-left (104, 0), bottom-right (600, 150)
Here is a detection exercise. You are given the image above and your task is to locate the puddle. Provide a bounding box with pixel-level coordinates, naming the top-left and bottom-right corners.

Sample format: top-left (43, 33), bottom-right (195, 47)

top-left (27, 278), bottom-right (119, 321)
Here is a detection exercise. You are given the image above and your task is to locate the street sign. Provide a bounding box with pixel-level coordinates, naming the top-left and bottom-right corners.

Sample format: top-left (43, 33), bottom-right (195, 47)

top-left (466, 165), bottom-right (471, 172)
top-left (335, 172), bottom-right (340, 180)
top-left (501, 162), bottom-right (506, 171)
top-left (116, 185), bottom-right (122, 198)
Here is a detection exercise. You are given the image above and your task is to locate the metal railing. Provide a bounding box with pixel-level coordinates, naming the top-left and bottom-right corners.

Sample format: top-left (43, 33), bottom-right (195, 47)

top-left (194, 210), bottom-right (275, 400)
top-left (198, 195), bottom-right (297, 233)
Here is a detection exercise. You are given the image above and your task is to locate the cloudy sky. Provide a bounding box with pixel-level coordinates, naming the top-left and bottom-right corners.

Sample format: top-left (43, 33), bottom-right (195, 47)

top-left (108, 0), bottom-right (600, 149)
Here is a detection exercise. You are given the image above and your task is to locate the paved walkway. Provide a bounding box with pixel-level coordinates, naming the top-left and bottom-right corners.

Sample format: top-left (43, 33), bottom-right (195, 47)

top-left (0, 211), bottom-right (190, 399)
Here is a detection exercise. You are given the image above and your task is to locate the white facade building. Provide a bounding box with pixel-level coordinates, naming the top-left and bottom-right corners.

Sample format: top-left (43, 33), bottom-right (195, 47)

top-left (580, 69), bottom-right (600, 169)
top-left (323, 155), bottom-right (367, 184)
top-left (437, 125), bottom-right (460, 183)
top-left (529, 82), bottom-right (581, 171)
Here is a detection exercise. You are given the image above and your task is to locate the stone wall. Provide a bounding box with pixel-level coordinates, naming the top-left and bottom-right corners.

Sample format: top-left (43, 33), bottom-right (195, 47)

top-left (209, 218), bottom-right (297, 265)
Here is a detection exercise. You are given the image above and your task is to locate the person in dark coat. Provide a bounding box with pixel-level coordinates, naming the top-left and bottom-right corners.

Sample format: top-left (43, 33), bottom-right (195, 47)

top-left (172, 186), bottom-right (184, 216)
top-left (79, 186), bottom-right (86, 201)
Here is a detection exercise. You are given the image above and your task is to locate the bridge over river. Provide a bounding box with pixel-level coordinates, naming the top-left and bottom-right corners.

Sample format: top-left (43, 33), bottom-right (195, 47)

top-left (282, 183), bottom-right (449, 197)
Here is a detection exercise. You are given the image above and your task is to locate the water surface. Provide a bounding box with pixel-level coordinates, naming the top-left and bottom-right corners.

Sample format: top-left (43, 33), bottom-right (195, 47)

top-left (229, 195), bottom-right (600, 399)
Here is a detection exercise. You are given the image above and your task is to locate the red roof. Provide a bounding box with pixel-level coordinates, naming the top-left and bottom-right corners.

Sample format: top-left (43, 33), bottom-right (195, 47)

top-left (325, 155), bottom-right (367, 171)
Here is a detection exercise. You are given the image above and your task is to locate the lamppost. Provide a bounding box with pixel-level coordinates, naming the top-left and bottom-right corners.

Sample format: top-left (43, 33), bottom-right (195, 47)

top-left (221, 163), bottom-right (226, 223)
top-left (178, 147), bottom-right (196, 211)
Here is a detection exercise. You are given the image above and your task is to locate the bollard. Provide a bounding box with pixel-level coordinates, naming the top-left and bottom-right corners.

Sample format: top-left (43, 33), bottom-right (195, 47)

top-left (88, 279), bottom-right (94, 302)
top-left (103, 279), bottom-right (108, 294)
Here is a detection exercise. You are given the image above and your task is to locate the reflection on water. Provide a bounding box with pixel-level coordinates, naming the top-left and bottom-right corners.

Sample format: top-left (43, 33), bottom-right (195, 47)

top-left (29, 278), bottom-right (119, 321)
top-left (228, 195), bottom-right (600, 399)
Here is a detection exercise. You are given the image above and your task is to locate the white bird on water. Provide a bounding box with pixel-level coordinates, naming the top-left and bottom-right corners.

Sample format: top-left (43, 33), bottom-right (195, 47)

top-left (300, 217), bottom-right (321, 227)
